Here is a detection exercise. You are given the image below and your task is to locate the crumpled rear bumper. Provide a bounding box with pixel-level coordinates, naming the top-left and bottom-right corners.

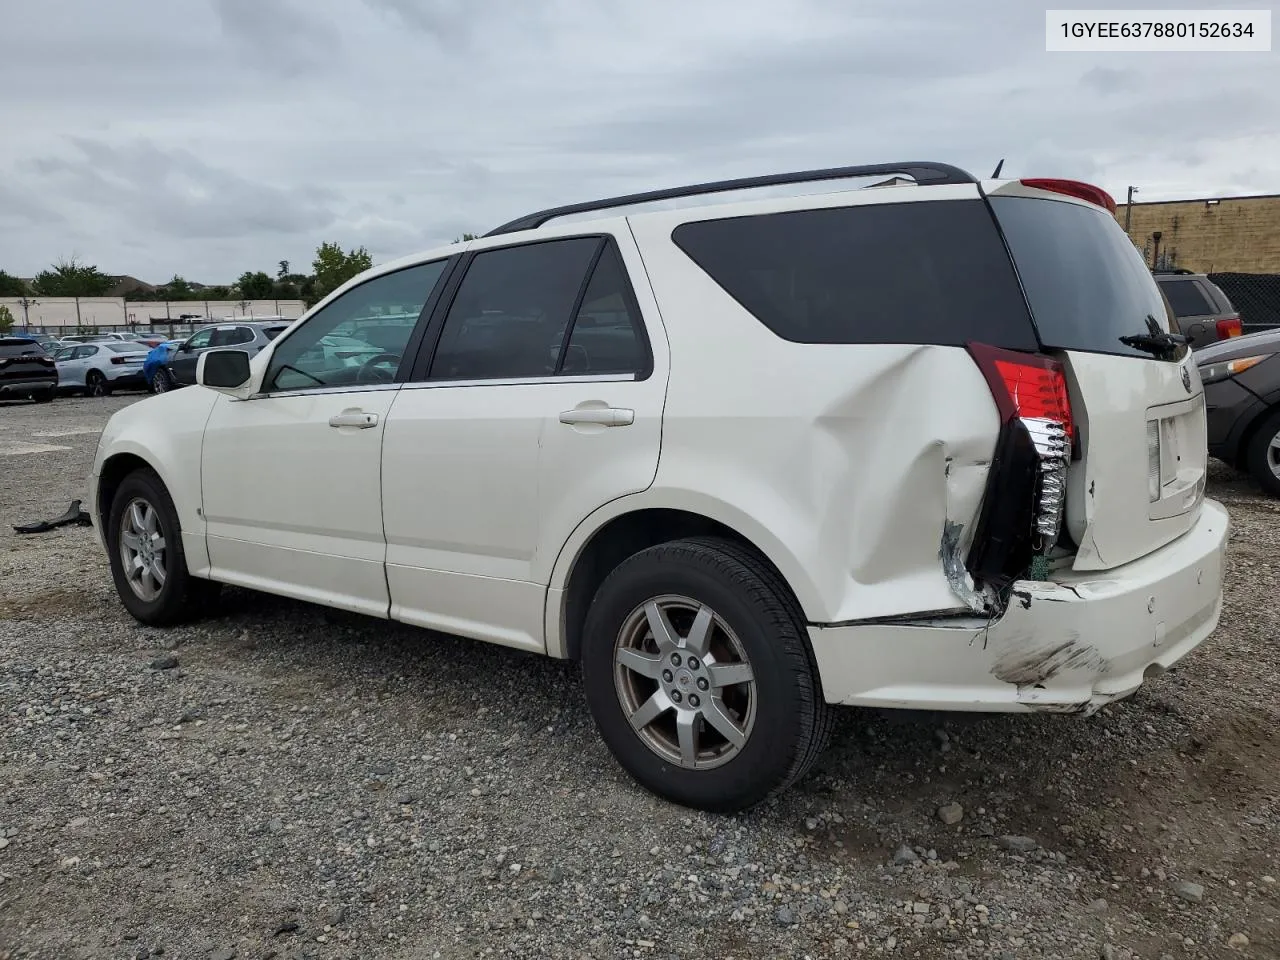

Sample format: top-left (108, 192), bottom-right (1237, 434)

top-left (808, 499), bottom-right (1229, 713)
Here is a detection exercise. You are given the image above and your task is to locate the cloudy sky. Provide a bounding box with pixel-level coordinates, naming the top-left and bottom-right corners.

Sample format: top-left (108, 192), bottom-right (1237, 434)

top-left (1, 0), bottom-right (1276, 284)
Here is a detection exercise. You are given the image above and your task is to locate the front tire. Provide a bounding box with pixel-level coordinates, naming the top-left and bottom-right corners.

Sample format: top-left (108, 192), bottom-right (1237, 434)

top-left (1246, 408), bottom-right (1280, 498)
top-left (581, 537), bottom-right (832, 812)
top-left (106, 468), bottom-right (219, 625)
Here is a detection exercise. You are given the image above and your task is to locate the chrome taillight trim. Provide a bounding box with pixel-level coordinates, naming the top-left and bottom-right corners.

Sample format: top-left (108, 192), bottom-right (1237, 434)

top-left (1021, 416), bottom-right (1070, 541)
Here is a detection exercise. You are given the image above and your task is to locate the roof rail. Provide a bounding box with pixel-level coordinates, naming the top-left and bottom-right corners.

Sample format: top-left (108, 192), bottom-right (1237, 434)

top-left (483, 161), bottom-right (978, 237)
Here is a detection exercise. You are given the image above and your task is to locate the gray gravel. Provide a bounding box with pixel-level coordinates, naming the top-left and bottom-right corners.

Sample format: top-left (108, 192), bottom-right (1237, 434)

top-left (2, 394), bottom-right (1279, 959)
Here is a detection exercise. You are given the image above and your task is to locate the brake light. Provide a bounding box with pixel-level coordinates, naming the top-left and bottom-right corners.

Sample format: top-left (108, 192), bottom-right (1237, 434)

top-left (1216, 315), bottom-right (1243, 339)
top-left (967, 343), bottom-right (1073, 544)
top-left (110, 356), bottom-right (126, 365)
top-left (967, 344), bottom-right (1074, 440)
top-left (1019, 178), bottom-right (1117, 215)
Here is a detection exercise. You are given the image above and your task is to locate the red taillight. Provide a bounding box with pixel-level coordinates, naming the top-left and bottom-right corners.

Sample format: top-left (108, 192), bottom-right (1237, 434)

top-left (1019, 178), bottom-right (1117, 215)
top-left (967, 343), bottom-right (1074, 546)
top-left (1216, 316), bottom-right (1243, 339)
top-left (110, 356), bottom-right (126, 365)
top-left (966, 343), bottom-right (1074, 441)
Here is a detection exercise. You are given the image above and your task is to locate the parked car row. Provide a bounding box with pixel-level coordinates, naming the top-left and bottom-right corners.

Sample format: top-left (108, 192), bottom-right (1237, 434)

top-left (1, 321), bottom-right (298, 401)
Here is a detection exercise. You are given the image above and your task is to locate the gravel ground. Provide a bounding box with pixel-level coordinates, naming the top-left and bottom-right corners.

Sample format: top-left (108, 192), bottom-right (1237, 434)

top-left (1, 395), bottom-right (1278, 960)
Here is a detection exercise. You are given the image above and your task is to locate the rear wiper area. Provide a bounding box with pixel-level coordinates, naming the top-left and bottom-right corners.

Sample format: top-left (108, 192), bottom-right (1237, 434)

top-left (1119, 314), bottom-right (1188, 360)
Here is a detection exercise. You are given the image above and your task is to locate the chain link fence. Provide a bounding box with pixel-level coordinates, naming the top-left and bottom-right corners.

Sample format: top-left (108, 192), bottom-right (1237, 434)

top-left (1208, 273), bottom-right (1280, 334)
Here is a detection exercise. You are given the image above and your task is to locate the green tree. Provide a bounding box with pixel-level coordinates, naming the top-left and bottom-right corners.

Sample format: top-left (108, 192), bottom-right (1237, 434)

top-left (0, 304), bottom-right (14, 334)
top-left (453, 233), bottom-right (479, 243)
top-left (164, 274), bottom-right (194, 300)
top-left (32, 257), bottom-right (114, 297)
top-left (237, 270), bottom-right (275, 299)
top-left (308, 242), bottom-right (372, 306)
top-left (0, 270), bottom-right (28, 296)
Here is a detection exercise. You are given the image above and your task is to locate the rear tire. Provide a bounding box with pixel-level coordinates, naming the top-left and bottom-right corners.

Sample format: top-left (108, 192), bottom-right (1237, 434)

top-left (1246, 408), bottom-right (1280, 498)
top-left (32, 389), bottom-right (54, 404)
top-left (86, 370), bottom-right (111, 397)
top-left (152, 368), bottom-right (173, 394)
top-left (106, 468), bottom-right (220, 626)
top-left (581, 536), bottom-right (832, 812)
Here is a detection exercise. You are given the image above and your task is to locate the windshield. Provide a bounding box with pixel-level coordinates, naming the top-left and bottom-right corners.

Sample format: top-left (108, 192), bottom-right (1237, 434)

top-left (990, 196), bottom-right (1175, 359)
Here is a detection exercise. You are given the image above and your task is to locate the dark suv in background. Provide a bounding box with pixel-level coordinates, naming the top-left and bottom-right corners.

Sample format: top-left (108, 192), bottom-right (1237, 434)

top-left (0, 337), bottom-right (58, 403)
top-left (1198, 328), bottom-right (1280, 496)
top-left (1154, 270), bottom-right (1242, 347)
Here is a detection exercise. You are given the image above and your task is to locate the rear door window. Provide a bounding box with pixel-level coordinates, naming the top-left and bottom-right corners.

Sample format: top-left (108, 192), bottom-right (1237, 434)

top-left (427, 237), bottom-right (604, 380)
top-left (671, 199), bottom-right (1038, 349)
top-left (990, 196), bottom-right (1175, 359)
top-left (1159, 279), bottom-right (1215, 317)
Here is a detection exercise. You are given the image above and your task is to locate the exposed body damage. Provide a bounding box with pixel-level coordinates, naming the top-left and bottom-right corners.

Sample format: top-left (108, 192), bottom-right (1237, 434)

top-left (807, 500), bottom-right (1228, 712)
top-left (631, 205), bottom-right (1010, 626)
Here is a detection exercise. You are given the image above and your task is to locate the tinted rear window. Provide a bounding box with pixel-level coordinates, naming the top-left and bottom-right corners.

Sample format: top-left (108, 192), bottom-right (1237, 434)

top-left (0, 339), bottom-right (45, 358)
top-left (671, 199), bottom-right (1038, 348)
top-left (1158, 278), bottom-right (1215, 317)
top-left (106, 342), bottom-right (143, 353)
top-left (263, 326), bottom-right (287, 340)
top-left (991, 196), bottom-right (1173, 359)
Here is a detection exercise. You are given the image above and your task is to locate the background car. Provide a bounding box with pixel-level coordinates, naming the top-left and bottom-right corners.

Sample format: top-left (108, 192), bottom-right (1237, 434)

top-left (164, 321), bottom-right (290, 388)
top-left (1154, 270), bottom-right (1243, 347)
top-left (58, 332), bottom-right (133, 344)
top-left (144, 340), bottom-right (181, 393)
top-left (0, 336), bottom-right (58, 403)
top-left (1198, 327), bottom-right (1280, 496)
top-left (54, 341), bottom-right (151, 396)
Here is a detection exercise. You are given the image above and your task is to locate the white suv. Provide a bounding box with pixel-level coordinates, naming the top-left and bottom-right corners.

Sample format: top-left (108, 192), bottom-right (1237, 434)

top-left (89, 162), bottom-right (1229, 811)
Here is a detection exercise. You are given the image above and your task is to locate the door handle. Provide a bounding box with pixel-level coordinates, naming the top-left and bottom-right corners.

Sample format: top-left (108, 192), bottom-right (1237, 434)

top-left (328, 411), bottom-right (378, 429)
top-left (559, 406), bottom-right (635, 427)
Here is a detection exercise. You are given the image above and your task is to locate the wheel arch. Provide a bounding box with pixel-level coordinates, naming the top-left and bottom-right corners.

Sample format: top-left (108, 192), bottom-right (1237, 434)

top-left (95, 437), bottom-right (211, 577)
top-left (547, 493), bottom-right (823, 661)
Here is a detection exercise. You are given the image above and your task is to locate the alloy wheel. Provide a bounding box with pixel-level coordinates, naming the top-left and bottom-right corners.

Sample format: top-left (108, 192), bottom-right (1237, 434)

top-left (613, 594), bottom-right (757, 770)
top-left (118, 498), bottom-right (167, 601)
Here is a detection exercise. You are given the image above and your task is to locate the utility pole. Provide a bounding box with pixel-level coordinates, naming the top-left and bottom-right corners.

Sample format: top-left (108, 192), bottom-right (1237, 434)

top-left (1151, 230), bottom-right (1163, 270)
top-left (1125, 186), bottom-right (1138, 233)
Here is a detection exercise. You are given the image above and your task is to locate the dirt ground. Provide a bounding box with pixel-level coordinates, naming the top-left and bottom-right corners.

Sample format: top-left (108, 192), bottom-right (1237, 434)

top-left (1, 394), bottom-right (1278, 960)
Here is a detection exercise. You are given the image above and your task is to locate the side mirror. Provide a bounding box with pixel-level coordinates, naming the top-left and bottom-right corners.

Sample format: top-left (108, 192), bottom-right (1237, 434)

top-left (196, 349), bottom-right (254, 398)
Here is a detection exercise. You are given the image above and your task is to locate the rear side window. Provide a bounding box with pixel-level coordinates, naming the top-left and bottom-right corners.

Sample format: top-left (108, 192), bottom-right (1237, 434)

top-left (671, 199), bottom-right (1038, 349)
top-left (263, 326), bottom-right (287, 341)
top-left (211, 327), bottom-right (254, 347)
top-left (1158, 279), bottom-right (1215, 317)
top-left (991, 196), bottom-right (1174, 359)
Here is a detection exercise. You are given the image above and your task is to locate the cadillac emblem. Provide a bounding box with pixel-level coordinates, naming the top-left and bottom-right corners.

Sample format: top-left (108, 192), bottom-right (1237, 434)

top-left (1180, 365), bottom-right (1192, 393)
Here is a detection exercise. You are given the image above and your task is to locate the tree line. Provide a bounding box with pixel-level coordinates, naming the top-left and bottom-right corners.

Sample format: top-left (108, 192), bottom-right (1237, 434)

top-left (0, 240), bottom-right (403, 312)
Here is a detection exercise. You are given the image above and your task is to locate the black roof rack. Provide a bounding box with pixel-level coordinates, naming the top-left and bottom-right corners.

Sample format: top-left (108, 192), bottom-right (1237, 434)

top-left (483, 161), bottom-right (978, 237)
top-left (1153, 268), bottom-right (1196, 275)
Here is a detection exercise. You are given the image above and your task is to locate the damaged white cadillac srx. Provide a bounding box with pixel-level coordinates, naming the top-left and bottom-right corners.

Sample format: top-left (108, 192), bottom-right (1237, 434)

top-left (87, 161), bottom-right (1229, 811)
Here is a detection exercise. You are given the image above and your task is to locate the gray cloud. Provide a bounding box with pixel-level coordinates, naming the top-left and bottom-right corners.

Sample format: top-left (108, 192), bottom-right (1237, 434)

top-left (0, 0), bottom-right (1276, 282)
top-left (212, 0), bottom-right (342, 75)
